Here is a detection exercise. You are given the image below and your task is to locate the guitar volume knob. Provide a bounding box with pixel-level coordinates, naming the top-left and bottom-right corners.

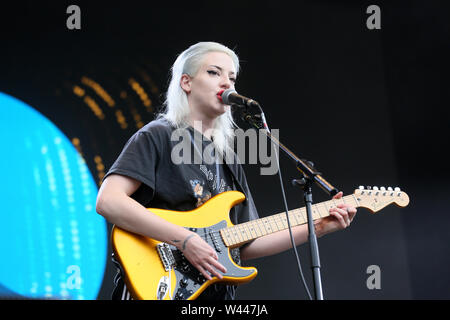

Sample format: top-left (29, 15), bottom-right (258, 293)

top-left (180, 278), bottom-right (188, 287)
top-left (175, 291), bottom-right (184, 300)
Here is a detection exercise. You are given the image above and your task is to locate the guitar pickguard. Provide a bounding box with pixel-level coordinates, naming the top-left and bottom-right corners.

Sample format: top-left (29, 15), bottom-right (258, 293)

top-left (165, 220), bottom-right (255, 300)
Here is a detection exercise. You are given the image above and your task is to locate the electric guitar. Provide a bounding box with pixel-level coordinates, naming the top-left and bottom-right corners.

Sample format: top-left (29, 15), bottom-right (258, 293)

top-left (112, 186), bottom-right (409, 300)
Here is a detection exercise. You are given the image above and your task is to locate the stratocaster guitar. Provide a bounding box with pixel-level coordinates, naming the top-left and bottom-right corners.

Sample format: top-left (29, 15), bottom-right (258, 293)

top-left (112, 186), bottom-right (409, 300)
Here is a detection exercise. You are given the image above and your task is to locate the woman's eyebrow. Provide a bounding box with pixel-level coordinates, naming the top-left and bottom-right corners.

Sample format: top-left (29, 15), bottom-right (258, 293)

top-left (209, 65), bottom-right (236, 76)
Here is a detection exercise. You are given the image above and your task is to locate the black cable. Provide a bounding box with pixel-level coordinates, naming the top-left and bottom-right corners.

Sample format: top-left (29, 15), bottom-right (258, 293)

top-left (269, 126), bottom-right (313, 301)
top-left (237, 106), bottom-right (313, 299)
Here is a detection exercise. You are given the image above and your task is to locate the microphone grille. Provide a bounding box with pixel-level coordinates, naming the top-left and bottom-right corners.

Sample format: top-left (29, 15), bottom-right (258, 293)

top-left (221, 89), bottom-right (237, 105)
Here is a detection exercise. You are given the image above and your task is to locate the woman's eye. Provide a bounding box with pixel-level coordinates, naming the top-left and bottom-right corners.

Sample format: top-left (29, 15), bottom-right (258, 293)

top-left (229, 78), bottom-right (236, 83)
top-left (207, 70), bottom-right (219, 76)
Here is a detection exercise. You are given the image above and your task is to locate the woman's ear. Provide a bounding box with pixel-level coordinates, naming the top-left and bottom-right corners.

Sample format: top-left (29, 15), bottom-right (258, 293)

top-left (180, 74), bottom-right (192, 94)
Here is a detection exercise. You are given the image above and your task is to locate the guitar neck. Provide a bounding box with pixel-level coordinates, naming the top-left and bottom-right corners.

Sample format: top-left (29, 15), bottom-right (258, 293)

top-left (220, 194), bottom-right (360, 248)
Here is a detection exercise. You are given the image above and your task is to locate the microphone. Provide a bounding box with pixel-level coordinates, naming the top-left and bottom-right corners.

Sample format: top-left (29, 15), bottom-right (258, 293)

top-left (220, 89), bottom-right (269, 130)
top-left (220, 89), bottom-right (260, 108)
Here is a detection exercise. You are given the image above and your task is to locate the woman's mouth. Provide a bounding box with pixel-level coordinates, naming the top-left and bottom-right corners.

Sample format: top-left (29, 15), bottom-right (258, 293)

top-left (217, 89), bottom-right (225, 102)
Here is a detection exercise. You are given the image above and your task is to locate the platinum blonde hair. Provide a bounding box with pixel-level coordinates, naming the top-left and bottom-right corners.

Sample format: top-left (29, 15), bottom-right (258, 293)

top-left (160, 42), bottom-right (240, 156)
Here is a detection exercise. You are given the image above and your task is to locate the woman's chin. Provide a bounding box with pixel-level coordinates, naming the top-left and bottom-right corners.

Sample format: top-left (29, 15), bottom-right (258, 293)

top-left (211, 104), bottom-right (228, 117)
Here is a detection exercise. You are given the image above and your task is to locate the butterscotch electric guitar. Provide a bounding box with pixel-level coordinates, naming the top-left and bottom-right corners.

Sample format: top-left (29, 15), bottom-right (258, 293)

top-left (112, 186), bottom-right (409, 300)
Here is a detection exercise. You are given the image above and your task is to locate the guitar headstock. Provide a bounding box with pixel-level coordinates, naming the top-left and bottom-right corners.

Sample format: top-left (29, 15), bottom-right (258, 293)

top-left (353, 186), bottom-right (410, 213)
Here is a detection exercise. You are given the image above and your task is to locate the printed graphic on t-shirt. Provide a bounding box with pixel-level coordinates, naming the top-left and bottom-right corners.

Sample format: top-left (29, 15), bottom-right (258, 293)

top-left (199, 164), bottom-right (232, 194)
top-left (189, 179), bottom-right (212, 207)
top-left (190, 164), bottom-right (233, 207)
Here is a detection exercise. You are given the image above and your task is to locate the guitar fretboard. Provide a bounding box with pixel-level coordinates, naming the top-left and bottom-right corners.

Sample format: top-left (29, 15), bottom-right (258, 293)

top-left (220, 195), bottom-right (359, 247)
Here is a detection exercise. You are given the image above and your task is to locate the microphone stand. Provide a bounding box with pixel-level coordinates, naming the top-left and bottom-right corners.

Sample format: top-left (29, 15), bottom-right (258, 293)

top-left (236, 105), bottom-right (338, 300)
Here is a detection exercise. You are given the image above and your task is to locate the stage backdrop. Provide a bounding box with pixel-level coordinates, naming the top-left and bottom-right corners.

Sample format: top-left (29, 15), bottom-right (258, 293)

top-left (0, 1), bottom-right (448, 299)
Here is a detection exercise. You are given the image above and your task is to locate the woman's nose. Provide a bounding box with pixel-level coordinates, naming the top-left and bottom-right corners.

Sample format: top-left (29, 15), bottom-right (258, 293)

top-left (220, 75), bottom-right (232, 89)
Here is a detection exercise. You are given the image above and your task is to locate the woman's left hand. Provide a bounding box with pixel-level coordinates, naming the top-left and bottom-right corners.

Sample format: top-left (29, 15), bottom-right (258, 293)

top-left (314, 191), bottom-right (357, 237)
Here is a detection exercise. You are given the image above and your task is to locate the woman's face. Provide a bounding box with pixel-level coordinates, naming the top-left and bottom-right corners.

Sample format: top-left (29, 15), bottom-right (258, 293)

top-left (181, 51), bottom-right (237, 119)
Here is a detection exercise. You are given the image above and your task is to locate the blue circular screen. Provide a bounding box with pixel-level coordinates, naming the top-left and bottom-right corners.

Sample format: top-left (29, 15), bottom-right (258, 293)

top-left (0, 92), bottom-right (107, 299)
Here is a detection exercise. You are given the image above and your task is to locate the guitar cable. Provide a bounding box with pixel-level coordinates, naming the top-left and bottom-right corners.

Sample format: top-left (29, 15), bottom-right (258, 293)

top-left (236, 104), bottom-right (313, 300)
top-left (269, 128), bottom-right (313, 301)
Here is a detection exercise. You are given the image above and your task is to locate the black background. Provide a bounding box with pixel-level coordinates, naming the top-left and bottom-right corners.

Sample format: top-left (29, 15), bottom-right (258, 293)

top-left (1, 0), bottom-right (449, 300)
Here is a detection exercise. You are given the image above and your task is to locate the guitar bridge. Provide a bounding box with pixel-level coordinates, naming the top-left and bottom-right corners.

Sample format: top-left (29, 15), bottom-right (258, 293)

top-left (156, 243), bottom-right (176, 271)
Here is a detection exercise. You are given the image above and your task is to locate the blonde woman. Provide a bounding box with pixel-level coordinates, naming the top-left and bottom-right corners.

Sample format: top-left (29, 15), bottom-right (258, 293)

top-left (96, 42), bottom-right (356, 300)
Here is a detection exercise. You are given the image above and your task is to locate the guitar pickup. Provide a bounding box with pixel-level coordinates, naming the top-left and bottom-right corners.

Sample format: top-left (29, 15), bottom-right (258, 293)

top-left (209, 230), bottom-right (222, 253)
top-left (156, 243), bottom-right (176, 271)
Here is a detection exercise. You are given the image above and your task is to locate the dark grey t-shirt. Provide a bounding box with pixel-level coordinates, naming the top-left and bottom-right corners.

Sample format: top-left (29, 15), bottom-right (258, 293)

top-left (105, 118), bottom-right (259, 300)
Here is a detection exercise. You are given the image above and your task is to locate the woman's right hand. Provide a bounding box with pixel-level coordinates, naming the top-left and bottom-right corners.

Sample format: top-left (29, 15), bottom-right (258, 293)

top-left (176, 233), bottom-right (227, 281)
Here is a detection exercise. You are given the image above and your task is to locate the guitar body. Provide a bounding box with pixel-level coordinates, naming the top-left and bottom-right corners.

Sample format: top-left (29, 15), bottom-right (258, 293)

top-left (111, 191), bottom-right (258, 300)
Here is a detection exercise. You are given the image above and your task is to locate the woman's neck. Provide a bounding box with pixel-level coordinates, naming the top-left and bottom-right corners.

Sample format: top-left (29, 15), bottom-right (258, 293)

top-left (188, 113), bottom-right (216, 140)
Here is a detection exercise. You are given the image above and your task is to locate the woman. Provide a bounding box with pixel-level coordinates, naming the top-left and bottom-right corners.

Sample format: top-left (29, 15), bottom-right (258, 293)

top-left (96, 42), bottom-right (357, 300)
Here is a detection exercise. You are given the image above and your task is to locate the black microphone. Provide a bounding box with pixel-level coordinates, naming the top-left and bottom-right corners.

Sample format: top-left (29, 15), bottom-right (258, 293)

top-left (220, 89), bottom-right (269, 130)
top-left (220, 89), bottom-right (260, 108)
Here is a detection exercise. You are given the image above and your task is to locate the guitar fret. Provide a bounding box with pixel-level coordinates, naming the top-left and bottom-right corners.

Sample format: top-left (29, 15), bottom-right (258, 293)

top-left (255, 220), bottom-right (264, 237)
top-left (284, 214), bottom-right (290, 226)
top-left (268, 216), bottom-right (278, 233)
top-left (222, 228), bottom-right (235, 246)
top-left (313, 204), bottom-right (321, 218)
top-left (245, 223), bottom-right (255, 238)
top-left (247, 221), bottom-right (258, 238)
top-left (264, 217), bottom-right (273, 233)
top-left (322, 202), bottom-right (329, 215)
top-left (311, 205), bottom-right (320, 220)
top-left (331, 199), bottom-right (337, 209)
top-left (299, 208), bottom-right (306, 223)
top-left (341, 197), bottom-right (348, 207)
top-left (237, 224), bottom-right (248, 242)
top-left (319, 203), bottom-right (329, 218)
top-left (275, 216), bottom-right (283, 230)
top-left (229, 230), bottom-right (237, 245)
top-left (291, 209), bottom-right (301, 225)
top-left (220, 229), bottom-right (228, 246)
top-left (351, 194), bottom-right (360, 207)
top-left (243, 224), bottom-right (251, 241)
top-left (280, 215), bottom-right (287, 229)
top-left (283, 214), bottom-right (290, 229)
top-left (283, 214), bottom-right (290, 228)
top-left (272, 215), bottom-right (280, 230)
top-left (264, 218), bottom-right (274, 234)
top-left (274, 215), bottom-right (284, 230)
top-left (254, 220), bottom-right (265, 237)
top-left (231, 226), bottom-right (242, 244)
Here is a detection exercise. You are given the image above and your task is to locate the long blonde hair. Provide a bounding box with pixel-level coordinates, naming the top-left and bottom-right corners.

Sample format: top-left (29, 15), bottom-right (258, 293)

top-left (159, 42), bottom-right (240, 156)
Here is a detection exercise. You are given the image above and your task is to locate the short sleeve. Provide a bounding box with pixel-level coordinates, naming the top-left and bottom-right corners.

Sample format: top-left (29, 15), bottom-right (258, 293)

top-left (104, 131), bottom-right (159, 196)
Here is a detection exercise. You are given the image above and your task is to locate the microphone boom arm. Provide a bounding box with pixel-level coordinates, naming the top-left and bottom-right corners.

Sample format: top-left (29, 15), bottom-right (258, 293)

top-left (239, 108), bottom-right (339, 196)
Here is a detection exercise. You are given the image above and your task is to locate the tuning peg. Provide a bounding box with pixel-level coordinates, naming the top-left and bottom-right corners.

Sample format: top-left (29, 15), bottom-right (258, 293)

top-left (394, 187), bottom-right (400, 191)
top-left (394, 187), bottom-right (401, 196)
top-left (387, 186), bottom-right (394, 196)
top-left (373, 186), bottom-right (379, 195)
top-left (359, 186), bottom-right (364, 190)
top-left (367, 186), bottom-right (372, 190)
top-left (380, 186), bottom-right (386, 195)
